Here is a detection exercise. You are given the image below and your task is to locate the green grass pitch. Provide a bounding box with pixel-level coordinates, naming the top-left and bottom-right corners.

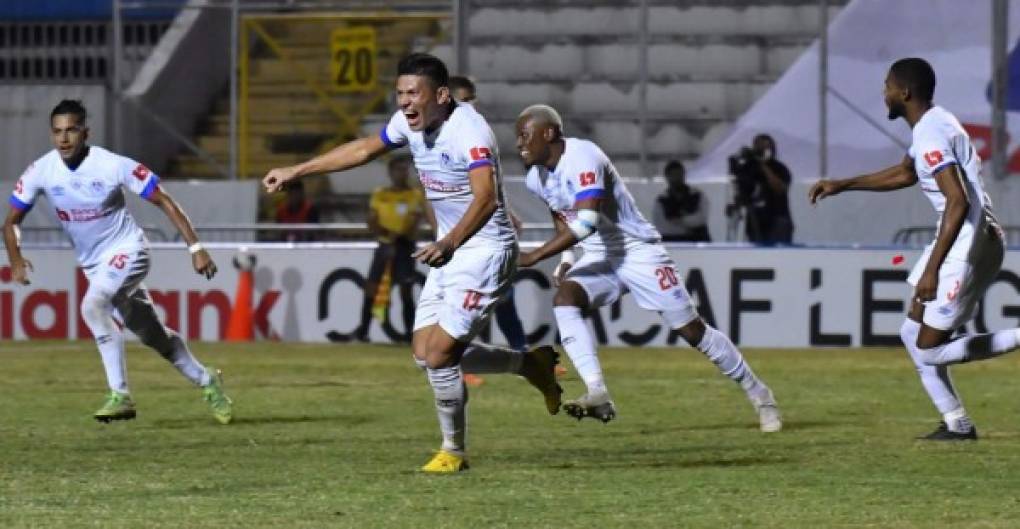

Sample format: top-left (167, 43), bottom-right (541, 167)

top-left (3, 341), bottom-right (1020, 528)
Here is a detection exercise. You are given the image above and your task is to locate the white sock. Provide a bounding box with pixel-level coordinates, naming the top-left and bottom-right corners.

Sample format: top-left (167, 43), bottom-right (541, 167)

top-left (900, 319), bottom-right (963, 415)
top-left (427, 365), bottom-right (467, 454)
top-left (82, 292), bottom-right (129, 394)
top-left (919, 329), bottom-right (1020, 366)
top-left (96, 329), bottom-right (129, 394)
top-left (165, 334), bottom-right (211, 386)
top-left (460, 342), bottom-right (525, 374)
top-left (554, 306), bottom-right (607, 396)
top-left (695, 325), bottom-right (764, 397)
top-left (943, 407), bottom-right (975, 433)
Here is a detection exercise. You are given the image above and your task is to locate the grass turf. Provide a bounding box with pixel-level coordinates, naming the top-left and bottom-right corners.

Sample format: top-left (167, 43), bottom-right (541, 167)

top-left (2, 341), bottom-right (1020, 528)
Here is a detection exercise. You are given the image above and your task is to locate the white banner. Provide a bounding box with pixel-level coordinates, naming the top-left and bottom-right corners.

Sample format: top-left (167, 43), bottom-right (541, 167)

top-left (690, 0), bottom-right (1020, 183)
top-left (4, 245), bottom-right (1020, 348)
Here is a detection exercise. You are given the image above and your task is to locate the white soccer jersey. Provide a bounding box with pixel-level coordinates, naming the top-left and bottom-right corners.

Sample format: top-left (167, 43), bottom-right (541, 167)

top-left (380, 103), bottom-right (515, 250)
top-left (907, 106), bottom-right (998, 260)
top-left (524, 137), bottom-right (661, 254)
top-left (9, 146), bottom-right (157, 267)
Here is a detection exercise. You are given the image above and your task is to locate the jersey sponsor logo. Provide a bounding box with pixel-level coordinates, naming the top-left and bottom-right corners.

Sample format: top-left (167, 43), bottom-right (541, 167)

top-left (55, 207), bottom-right (110, 222)
top-left (923, 150), bottom-right (944, 168)
top-left (419, 172), bottom-right (467, 193)
top-left (579, 171), bottom-right (597, 187)
top-left (469, 147), bottom-right (492, 161)
top-left (132, 164), bottom-right (151, 181)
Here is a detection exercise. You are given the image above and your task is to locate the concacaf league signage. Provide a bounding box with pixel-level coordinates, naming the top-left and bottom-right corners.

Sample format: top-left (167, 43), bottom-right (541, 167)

top-left (3, 245), bottom-right (1020, 348)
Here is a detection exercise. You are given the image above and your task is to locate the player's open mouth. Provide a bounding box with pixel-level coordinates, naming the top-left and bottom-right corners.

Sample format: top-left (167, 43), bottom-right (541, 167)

top-left (404, 111), bottom-right (420, 125)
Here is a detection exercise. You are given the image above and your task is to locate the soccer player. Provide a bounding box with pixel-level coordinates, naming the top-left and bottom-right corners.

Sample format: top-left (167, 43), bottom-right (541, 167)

top-left (809, 58), bottom-right (1020, 440)
top-left (515, 104), bottom-right (782, 432)
top-left (262, 53), bottom-right (562, 472)
top-left (2, 99), bottom-right (233, 424)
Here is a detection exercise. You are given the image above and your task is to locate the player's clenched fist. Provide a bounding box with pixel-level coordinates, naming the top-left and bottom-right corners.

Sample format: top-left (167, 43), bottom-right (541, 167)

top-left (192, 250), bottom-right (217, 280)
top-left (551, 260), bottom-right (571, 287)
top-left (412, 238), bottom-right (455, 267)
top-left (808, 179), bottom-right (845, 204)
top-left (11, 258), bottom-right (32, 285)
top-left (263, 166), bottom-right (299, 194)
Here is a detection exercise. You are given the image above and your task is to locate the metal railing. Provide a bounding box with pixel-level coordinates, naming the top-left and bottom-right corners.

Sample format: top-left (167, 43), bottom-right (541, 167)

top-left (892, 226), bottom-right (1020, 247)
top-left (20, 225), bottom-right (169, 245)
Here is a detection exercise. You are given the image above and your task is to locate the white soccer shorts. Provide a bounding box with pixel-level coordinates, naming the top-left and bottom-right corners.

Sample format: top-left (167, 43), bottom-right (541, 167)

top-left (908, 227), bottom-right (1004, 331)
top-left (84, 245), bottom-right (150, 299)
top-left (564, 242), bottom-right (699, 329)
top-left (413, 245), bottom-right (517, 341)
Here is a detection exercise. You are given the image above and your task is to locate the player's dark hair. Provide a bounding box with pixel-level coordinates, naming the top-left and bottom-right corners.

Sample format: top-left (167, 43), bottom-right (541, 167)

top-left (663, 160), bottom-right (685, 175)
top-left (753, 133), bottom-right (777, 154)
top-left (448, 75), bottom-right (475, 94)
top-left (388, 153), bottom-right (412, 170)
top-left (50, 99), bottom-right (87, 125)
top-left (890, 57), bottom-right (936, 102)
top-left (397, 53), bottom-right (449, 88)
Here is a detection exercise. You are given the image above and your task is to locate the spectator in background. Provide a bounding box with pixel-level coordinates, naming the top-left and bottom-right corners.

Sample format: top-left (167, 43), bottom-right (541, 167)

top-left (275, 180), bottom-right (320, 242)
top-left (448, 75), bottom-right (477, 105)
top-left (652, 160), bottom-right (711, 242)
top-left (354, 155), bottom-right (426, 342)
top-left (747, 134), bottom-right (793, 244)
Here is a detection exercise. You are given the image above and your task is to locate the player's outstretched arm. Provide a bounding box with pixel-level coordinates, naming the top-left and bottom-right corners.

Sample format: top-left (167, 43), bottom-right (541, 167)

top-left (808, 155), bottom-right (917, 204)
top-left (519, 198), bottom-right (599, 268)
top-left (263, 135), bottom-right (389, 194)
top-left (412, 165), bottom-right (498, 267)
top-left (2, 207), bottom-right (32, 284)
top-left (146, 187), bottom-right (217, 280)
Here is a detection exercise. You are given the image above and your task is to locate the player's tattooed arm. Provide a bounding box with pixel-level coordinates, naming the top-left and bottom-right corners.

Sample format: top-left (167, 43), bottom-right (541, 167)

top-left (413, 164), bottom-right (498, 267)
top-left (915, 164), bottom-right (970, 303)
top-left (808, 155), bottom-right (917, 204)
top-left (2, 207), bottom-right (32, 285)
top-left (519, 198), bottom-right (599, 268)
top-left (262, 135), bottom-right (389, 194)
top-left (147, 187), bottom-right (218, 280)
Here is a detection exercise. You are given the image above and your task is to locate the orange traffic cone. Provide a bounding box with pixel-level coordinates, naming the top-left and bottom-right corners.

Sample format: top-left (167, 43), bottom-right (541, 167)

top-left (225, 253), bottom-right (256, 341)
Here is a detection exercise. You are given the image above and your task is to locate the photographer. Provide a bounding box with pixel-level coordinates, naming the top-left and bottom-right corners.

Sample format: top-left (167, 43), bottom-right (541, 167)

top-left (652, 160), bottom-right (711, 242)
top-left (727, 134), bottom-right (793, 245)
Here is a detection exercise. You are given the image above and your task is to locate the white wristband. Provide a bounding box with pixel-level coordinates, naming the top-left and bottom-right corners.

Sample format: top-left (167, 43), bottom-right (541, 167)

top-left (188, 243), bottom-right (204, 255)
top-left (559, 249), bottom-right (576, 266)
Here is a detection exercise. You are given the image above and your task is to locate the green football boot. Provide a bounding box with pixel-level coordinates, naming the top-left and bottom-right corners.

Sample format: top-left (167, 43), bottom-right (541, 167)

top-left (94, 391), bottom-right (137, 423)
top-left (202, 368), bottom-right (233, 425)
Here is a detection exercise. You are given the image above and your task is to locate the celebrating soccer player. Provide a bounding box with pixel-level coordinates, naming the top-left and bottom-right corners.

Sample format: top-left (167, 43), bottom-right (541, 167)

top-left (2, 100), bottom-right (233, 424)
top-left (262, 53), bottom-right (562, 473)
top-left (809, 58), bottom-right (1020, 440)
top-left (514, 104), bottom-right (782, 431)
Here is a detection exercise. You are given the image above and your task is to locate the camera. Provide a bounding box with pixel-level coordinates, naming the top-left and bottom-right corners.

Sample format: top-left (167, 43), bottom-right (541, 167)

top-left (727, 146), bottom-right (762, 205)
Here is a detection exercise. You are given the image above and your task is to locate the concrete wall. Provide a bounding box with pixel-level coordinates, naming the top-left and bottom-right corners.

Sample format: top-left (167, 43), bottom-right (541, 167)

top-left (120, 0), bottom-right (230, 175)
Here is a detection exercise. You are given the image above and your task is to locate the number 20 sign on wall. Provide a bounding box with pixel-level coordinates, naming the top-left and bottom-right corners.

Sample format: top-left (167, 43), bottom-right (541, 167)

top-left (330, 26), bottom-right (377, 92)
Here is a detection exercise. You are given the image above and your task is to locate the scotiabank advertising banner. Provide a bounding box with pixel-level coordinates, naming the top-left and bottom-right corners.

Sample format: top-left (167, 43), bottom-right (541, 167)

top-left (3, 245), bottom-right (1020, 348)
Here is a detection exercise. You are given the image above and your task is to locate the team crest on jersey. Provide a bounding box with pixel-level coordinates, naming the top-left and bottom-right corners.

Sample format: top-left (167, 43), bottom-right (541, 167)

top-left (90, 180), bottom-right (105, 195)
top-left (439, 151), bottom-right (454, 169)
